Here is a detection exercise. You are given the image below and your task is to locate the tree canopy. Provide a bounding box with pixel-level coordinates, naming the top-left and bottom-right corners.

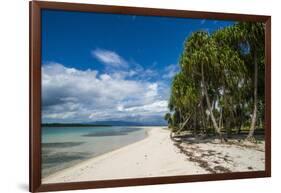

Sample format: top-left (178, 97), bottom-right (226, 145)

top-left (165, 21), bottom-right (265, 142)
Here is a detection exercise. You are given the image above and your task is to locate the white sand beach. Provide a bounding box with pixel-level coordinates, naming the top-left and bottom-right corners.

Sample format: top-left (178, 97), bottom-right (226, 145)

top-left (42, 127), bottom-right (265, 184)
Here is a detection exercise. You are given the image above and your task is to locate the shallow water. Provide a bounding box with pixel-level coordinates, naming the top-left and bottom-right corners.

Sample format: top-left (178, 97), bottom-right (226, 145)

top-left (41, 126), bottom-right (148, 178)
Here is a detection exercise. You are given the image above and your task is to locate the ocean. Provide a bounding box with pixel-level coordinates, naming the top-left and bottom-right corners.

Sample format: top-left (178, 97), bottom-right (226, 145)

top-left (41, 126), bottom-right (149, 178)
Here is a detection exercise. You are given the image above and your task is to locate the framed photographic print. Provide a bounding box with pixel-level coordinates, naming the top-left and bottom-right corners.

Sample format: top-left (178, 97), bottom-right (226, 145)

top-left (30, 1), bottom-right (271, 192)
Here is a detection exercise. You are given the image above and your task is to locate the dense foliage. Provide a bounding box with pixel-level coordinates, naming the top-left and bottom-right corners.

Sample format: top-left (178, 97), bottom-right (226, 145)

top-left (164, 22), bottom-right (265, 142)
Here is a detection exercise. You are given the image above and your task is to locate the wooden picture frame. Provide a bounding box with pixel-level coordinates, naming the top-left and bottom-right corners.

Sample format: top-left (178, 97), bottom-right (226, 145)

top-left (30, 1), bottom-right (271, 192)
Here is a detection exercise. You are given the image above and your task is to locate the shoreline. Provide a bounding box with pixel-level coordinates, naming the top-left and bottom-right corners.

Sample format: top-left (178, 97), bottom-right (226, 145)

top-left (43, 126), bottom-right (265, 184)
top-left (42, 126), bottom-right (207, 184)
top-left (42, 126), bottom-right (153, 180)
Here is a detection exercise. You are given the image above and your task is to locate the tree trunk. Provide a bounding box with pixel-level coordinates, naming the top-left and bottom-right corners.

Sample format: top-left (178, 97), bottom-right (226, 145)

top-left (237, 116), bottom-right (243, 134)
top-left (194, 110), bottom-right (197, 135)
top-left (219, 107), bottom-right (223, 130)
top-left (200, 99), bottom-right (207, 134)
top-left (236, 106), bottom-right (242, 134)
top-left (201, 63), bottom-right (223, 140)
top-left (179, 108), bottom-right (182, 129)
top-left (218, 86), bottom-right (224, 131)
top-left (169, 131), bottom-right (177, 142)
top-left (175, 113), bottom-right (192, 135)
top-left (206, 112), bottom-right (210, 133)
top-left (247, 51), bottom-right (258, 140)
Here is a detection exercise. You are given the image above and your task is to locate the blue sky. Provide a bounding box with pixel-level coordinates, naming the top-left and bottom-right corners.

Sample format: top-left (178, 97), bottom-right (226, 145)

top-left (41, 9), bottom-right (234, 124)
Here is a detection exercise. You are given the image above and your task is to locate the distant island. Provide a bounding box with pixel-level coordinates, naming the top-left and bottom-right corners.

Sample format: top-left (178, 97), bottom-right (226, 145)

top-left (87, 121), bottom-right (167, 126)
top-left (42, 121), bottom-right (168, 127)
top-left (41, 123), bottom-right (112, 127)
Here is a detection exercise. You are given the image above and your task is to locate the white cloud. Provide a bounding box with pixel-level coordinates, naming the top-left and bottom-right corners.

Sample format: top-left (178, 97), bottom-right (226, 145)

top-left (91, 48), bottom-right (128, 68)
top-left (42, 63), bottom-right (168, 123)
top-left (162, 64), bottom-right (179, 79)
top-left (145, 83), bottom-right (158, 99)
top-left (92, 48), bottom-right (159, 81)
top-left (123, 100), bottom-right (168, 113)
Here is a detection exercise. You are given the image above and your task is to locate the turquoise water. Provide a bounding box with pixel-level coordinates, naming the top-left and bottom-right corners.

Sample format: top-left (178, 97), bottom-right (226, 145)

top-left (41, 126), bottom-right (148, 178)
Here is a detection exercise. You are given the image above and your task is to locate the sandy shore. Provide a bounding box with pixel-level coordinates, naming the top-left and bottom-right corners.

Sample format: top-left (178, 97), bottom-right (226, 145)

top-left (43, 127), bottom-right (207, 183)
top-left (174, 136), bottom-right (265, 173)
top-left (43, 127), bottom-right (265, 184)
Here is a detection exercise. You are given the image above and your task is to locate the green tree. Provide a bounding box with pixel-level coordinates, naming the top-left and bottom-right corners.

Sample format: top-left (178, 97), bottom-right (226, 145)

top-left (164, 22), bottom-right (264, 143)
top-left (237, 22), bottom-right (265, 140)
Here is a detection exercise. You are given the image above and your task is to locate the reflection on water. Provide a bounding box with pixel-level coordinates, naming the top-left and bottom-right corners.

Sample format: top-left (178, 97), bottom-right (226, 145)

top-left (41, 126), bottom-right (148, 178)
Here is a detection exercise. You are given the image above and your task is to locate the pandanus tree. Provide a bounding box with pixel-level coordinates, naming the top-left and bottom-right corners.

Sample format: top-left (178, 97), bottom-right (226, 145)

top-left (180, 31), bottom-right (245, 140)
top-left (169, 71), bottom-right (199, 135)
top-left (164, 113), bottom-right (173, 128)
top-left (236, 22), bottom-right (265, 140)
top-left (165, 22), bottom-right (264, 143)
top-left (183, 31), bottom-right (223, 138)
top-left (212, 27), bottom-right (248, 135)
top-left (213, 22), bottom-right (265, 140)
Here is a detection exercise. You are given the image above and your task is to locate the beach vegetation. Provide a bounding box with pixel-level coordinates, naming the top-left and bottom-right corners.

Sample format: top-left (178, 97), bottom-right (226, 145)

top-left (165, 22), bottom-right (265, 143)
